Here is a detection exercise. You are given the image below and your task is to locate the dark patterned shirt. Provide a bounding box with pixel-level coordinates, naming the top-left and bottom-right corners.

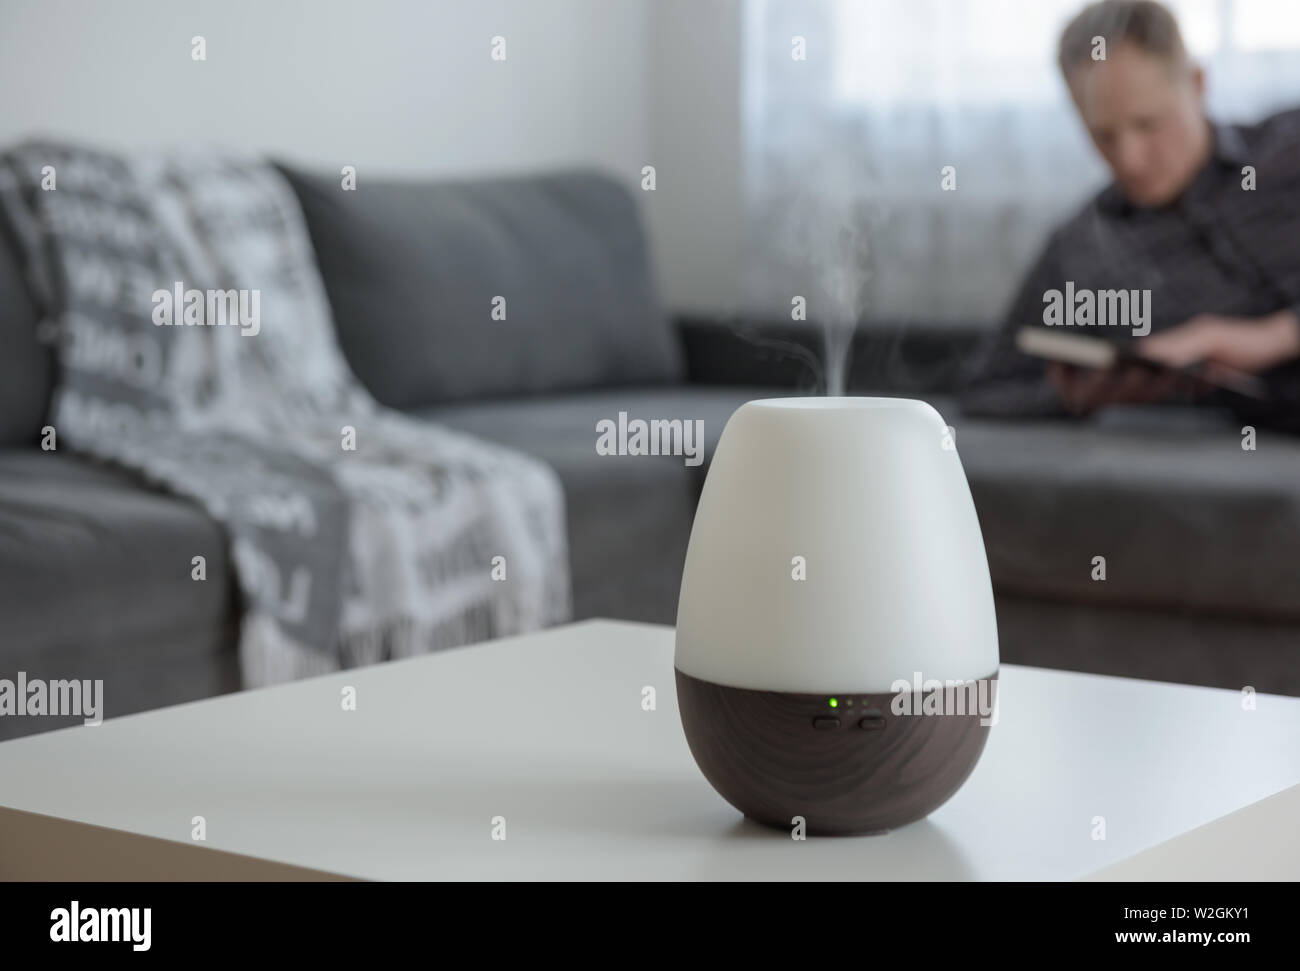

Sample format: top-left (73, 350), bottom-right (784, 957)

top-left (961, 107), bottom-right (1300, 429)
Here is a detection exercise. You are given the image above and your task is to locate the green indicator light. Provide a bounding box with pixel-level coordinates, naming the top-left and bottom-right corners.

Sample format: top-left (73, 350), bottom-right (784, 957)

top-left (828, 698), bottom-right (838, 708)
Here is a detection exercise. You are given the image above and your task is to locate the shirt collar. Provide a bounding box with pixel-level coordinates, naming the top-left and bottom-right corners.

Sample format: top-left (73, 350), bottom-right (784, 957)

top-left (1209, 120), bottom-right (1250, 166)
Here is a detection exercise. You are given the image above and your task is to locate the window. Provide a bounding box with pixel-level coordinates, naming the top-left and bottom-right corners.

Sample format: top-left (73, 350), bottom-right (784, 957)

top-left (743, 0), bottom-right (1300, 324)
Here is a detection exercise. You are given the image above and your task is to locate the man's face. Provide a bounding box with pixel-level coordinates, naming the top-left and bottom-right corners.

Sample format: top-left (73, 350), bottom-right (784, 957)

top-left (1067, 41), bottom-right (1208, 208)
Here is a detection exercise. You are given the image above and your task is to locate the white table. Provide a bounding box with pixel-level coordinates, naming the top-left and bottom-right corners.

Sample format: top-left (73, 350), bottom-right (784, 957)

top-left (1087, 781), bottom-right (1300, 880)
top-left (1, 619), bottom-right (1297, 880)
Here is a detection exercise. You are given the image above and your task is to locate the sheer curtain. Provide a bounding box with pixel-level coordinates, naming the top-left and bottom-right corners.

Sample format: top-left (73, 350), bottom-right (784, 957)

top-left (741, 0), bottom-right (1300, 327)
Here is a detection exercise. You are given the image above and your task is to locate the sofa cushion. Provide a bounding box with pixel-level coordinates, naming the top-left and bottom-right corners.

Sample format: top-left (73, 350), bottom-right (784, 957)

top-left (276, 164), bottom-right (684, 409)
top-left (0, 451), bottom-right (237, 665)
top-left (424, 387), bottom-right (1300, 624)
top-left (0, 215), bottom-right (53, 446)
top-left (941, 398), bottom-right (1300, 620)
top-left (420, 386), bottom-right (769, 624)
top-left (994, 591), bottom-right (1300, 696)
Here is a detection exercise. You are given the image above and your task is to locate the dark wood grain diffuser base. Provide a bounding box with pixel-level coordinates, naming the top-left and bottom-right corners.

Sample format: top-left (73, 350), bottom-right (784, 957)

top-left (675, 668), bottom-right (998, 835)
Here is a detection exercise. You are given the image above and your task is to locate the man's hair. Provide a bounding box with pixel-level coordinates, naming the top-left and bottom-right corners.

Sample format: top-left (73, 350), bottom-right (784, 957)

top-left (1058, 0), bottom-right (1189, 78)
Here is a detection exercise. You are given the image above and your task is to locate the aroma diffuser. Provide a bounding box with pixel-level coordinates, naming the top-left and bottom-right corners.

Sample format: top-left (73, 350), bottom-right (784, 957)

top-left (674, 397), bottom-right (999, 835)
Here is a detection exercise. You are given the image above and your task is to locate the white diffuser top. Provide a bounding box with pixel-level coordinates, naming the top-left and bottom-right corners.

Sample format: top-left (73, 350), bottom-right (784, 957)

top-left (674, 397), bottom-right (999, 693)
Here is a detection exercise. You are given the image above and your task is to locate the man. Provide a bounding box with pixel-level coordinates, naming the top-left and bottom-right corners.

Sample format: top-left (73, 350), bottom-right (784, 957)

top-left (961, 0), bottom-right (1300, 429)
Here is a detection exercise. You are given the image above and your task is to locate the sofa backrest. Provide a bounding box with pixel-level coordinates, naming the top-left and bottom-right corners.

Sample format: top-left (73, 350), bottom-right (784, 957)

top-left (276, 164), bottom-right (684, 409)
top-left (0, 217), bottom-right (53, 447)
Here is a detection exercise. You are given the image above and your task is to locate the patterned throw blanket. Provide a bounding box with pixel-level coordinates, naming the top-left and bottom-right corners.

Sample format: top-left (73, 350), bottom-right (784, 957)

top-left (0, 141), bottom-right (571, 685)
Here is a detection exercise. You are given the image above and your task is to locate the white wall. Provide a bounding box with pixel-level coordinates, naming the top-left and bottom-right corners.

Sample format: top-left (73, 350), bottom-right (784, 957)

top-left (0, 0), bottom-right (649, 176)
top-left (0, 0), bottom-right (741, 315)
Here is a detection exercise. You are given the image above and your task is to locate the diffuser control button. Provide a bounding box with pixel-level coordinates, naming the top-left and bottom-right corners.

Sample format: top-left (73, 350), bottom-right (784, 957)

top-left (812, 716), bottom-right (840, 730)
top-left (859, 715), bottom-right (886, 731)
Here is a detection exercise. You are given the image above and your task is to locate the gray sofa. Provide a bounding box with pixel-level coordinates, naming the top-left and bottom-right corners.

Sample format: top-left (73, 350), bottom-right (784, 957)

top-left (2, 162), bottom-right (1297, 741)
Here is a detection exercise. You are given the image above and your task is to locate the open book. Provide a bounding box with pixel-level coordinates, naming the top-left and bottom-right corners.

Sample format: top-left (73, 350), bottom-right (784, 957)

top-left (1015, 326), bottom-right (1270, 400)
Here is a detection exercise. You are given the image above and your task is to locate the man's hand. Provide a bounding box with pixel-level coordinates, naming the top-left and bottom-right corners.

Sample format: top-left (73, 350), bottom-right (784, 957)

top-left (1047, 310), bottom-right (1300, 415)
top-left (1047, 360), bottom-right (1179, 416)
top-left (1138, 309), bottom-right (1300, 372)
